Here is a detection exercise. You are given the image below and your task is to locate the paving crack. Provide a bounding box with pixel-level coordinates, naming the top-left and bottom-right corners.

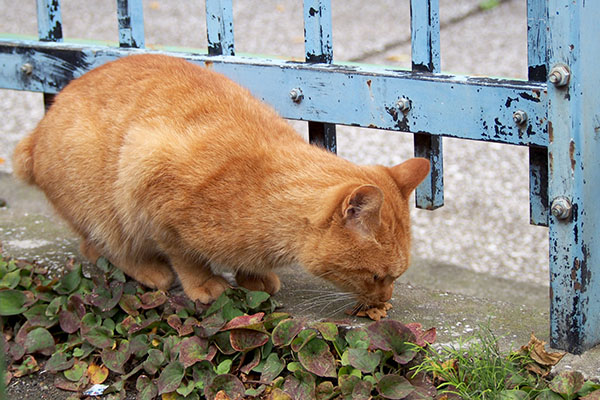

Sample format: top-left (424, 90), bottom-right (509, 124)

top-left (347, 0), bottom-right (515, 63)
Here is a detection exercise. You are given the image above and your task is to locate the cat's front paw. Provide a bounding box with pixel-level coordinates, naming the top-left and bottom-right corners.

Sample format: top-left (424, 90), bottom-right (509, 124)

top-left (235, 271), bottom-right (281, 294)
top-left (185, 275), bottom-right (231, 304)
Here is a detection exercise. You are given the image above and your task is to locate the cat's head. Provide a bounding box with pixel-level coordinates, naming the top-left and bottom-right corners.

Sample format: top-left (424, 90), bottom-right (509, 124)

top-left (304, 158), bottom-right (430, 307)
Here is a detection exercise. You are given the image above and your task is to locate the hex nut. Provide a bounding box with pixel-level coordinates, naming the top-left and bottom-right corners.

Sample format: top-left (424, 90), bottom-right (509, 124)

top-left (549, 64), bottom-right (570, 87)
top-left (551, 197), bottom-right (572, 220)
top-left (397, 97), bottom-right (411, 112)
top-left (21, 63), bottom-right (33, 75)
top-left (513, 110), bottom-right (528, 125)
top-left (289, 88), bottom-right (303, 103)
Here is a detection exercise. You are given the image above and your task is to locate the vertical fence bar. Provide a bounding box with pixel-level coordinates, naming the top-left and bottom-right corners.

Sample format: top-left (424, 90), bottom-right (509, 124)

top-left (117, 0), bottom-right (145, 48)
top-left (36, 0), bottom-right (63, 110)
top-left (410, 0), bottom-right (443, 210)
top-left (304, 0), bottom-right (336, 153)
top-left (547, 0), bottom-right (600, 354)
top-left (206, 0), bottom-right (235, 56)
top-left (527, 0), bottom-right (549, 226)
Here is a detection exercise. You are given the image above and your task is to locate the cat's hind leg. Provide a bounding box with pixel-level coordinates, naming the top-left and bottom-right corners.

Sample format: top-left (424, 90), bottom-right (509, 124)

top-left (235, 270), bottom-right (281, 295)
top-left (169, 255), bottom-right (231, 303)
top-left (79, 238), bottom-right (101, 264)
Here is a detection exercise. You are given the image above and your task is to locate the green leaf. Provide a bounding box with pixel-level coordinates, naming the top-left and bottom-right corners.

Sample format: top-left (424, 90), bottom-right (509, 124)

top-left (348, 348), bottom-right (382, 374)
top-left (297, 338), bottom-right (337, 378)
top-left (143, 349), bottom-right (165, 375)
top-left (313, 322), bottom-right (338, 342)
top-left (63, 359), bottom-right (87, 382)
top-left (205, 374), bottom-right (246, 400)
top-left (83, 326), bottom-right (115, 348)
top-left (157, 361), bottom-right (185, 395)
top-left (55, 264), bottom-right (82, 295)
top-left (479, 0), bottom-right (500, 11)
top-left (581, 390), bottom-right (600, 400)
top-left (377, 375), bottom-right (415, 399)
top-left (176, 380), bottom-right (195, 397)
top-left (497, 390), bottom-right (530, 399)
top-left (230, 329), bottom-right (269, 352)
top-left (316, 381), bottom-right (335, 400)
top-left (345, 328), bottom-right (370, 349)
top-left (261, 353), bottom-right (285, 384)
top-left (283, 371), bottom-right (316, 400)
top-left (291, 329), bottom-right (317, 352)
top-left (0, 289), bottom-right (28, 315)
top-left (367, 320), bottom-right (417, 364)
top-left (136, 375), bottom-right (158, 400)
top-left (140, 290), bottom-right (167, 310)
top-left (45, 352), bottom-right (75, 373)
top-left (246, 290), bottom-right (270, 308)
top-left (96, 257), bottom-right (111, 273)
top-left (352, 379), bottom-right (373, 400)
top-left (272, 318), bottom-right (304, 347)
top-left (0, 269), bottom-right (21, 289)
top-left (24, 327), bottom-right (55, 356)
top-left (178, 336), bottom-right (213, 368)
top-left (216, 359), bottom-right (232, 375)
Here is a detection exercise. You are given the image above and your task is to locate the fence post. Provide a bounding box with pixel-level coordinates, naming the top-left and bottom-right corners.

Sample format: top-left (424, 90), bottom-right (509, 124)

top-left (410, 0), bottom-right (443, 210)
top-left (304, 0), bottom-right (336, 153)
top-left (36, 0), bottom-right (63, 110)
top-left (117, 0), bottom-right (145, 48)
top-left (206, 0), bottom-right (235, 56)
top-left (547, 0), bottom-right (600, 354)
top-left (527, 0), bottom-right (549, 226)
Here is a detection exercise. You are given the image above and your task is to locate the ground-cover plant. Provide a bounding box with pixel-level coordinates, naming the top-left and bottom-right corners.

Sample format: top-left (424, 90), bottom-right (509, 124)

top-left (1, 250), bottom-right (599, 400)
top-left (411, 326), bottom-right (600, 400)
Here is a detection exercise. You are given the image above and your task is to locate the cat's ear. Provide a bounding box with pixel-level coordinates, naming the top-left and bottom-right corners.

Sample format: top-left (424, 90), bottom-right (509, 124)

top-left (342, 184), bottom-right (384, 236)
top-left (388, 158), bottom-right (430, 197)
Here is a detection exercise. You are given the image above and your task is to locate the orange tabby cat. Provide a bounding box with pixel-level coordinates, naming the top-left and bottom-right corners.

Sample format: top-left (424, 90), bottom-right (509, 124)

top-left (13, 54), bottom-right (429, 306)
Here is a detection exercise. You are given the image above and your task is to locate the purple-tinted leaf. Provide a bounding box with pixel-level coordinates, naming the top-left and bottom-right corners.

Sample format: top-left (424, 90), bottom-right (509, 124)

top-left (136, 375), bottom-right (158, 400)
top-left (377, 375), bottom-right (415, 399)
top-left (348, 348), bottom-right (381, 373)
top-left (263, 312), bottom-right (291, 331)
top-left (129, 334), bottom-right (150, 358)
top-left (178, 336), bottom-right (213, 368)
top-left (405, 323), bottom-right (437, 347)
top-left (297, 338), bottom-right (337, 378)
top-left (128, 313), bottom-right (161, 334)
top-left (101, 340), bottom-right (130, 374)
top-left (45, 352), bottom-right (75, 373)
top-left (143, 349), bottom-right (165, 375)
top-left (367, 320), bottom-right (417, 364)
top-left (581, 390), bottom-right (600, 400)
top-left (9, 341), bottom-right (25, 361)
top-left (192, 360), bottom-right (217, 389)
top-left (58, 309), bottom-right (80, 334)
top-left (205, 374), bottom-right (246, 400)
top-left (221, 312), bottom-right (265, 331)
top-left (86, 281), bottom-right (123, 312)
top-left (316, 381), bottom-right (335, 400)
top-left (239, 349), bottom-right (261, 374)
top-left (22, 304), bottom-right (56, 328)
top-left (549, 371), bottom-right (585, 396)
top-left (140, 290), bottom-right (167, 309)
top-left (230, 329), bottom-right (269, 352)
top-left (272, 318), bottom-right (304, 347)
top-left (80, 313), bottom-right (101, 334)
top-left (24, 327), bottom-right (55, 356)
top-left (353, 380), bottom-right (373, 400)
top-left (195, 311), bottom-right (226, 338)
top-left (213, 332), bottom-right (236, 355)
top-left (119, 294), bottom-right (142, 316)
top-left (83, 326), bottom-right (115, 348)
top-left (283, 371), bottom-right (316, 400)
top-left (157, 361), bottom-right (185, 395)
top-left (54, 374), bottom-right (88, 392)
top-left (168, 294), bottom-right (196, 314)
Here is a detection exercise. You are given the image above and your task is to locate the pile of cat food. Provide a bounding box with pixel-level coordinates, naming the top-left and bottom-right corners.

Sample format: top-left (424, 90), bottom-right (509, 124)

top-left (346, 302), bottom-right (393, 321)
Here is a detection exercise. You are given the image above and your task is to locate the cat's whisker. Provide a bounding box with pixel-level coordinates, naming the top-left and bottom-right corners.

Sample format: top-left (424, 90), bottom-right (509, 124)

top-left (303, 295), bottom-right (354, 313)
top-left (326, 299), bottom-right (357, 318)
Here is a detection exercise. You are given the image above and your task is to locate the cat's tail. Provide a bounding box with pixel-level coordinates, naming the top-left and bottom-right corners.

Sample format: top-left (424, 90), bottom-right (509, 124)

top-left (12, 133), bottom-right (36, 184)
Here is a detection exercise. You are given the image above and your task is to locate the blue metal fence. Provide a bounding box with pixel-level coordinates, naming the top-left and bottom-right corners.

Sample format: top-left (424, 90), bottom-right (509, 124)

top-left (0, 0), bottom-right (598, 354)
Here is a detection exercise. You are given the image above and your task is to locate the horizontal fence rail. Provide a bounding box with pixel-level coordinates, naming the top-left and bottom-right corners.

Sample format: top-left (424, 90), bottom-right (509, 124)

top-left (0, 39), bottom-right (548, 148)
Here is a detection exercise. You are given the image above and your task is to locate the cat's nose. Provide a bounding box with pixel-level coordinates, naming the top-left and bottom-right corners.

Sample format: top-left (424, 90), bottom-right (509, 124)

top-left (379, 286), bottom-right (393, 302)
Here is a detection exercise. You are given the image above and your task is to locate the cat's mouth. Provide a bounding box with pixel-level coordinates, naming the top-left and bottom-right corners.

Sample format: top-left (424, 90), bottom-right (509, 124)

top-left (345, 301), bottom-right (393, 321)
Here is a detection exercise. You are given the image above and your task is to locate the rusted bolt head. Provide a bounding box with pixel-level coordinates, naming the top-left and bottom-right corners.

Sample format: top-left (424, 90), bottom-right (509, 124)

top-left (551, 197), bottom-right (572, 220)
top-left (513, 110), bottom-right (528, 125)
top-left (21, 63), bottom-right (33, 75)
top-left (397, 97), bottom-right (411, 112)
top-left (549, 64), bottom-right (570, 87)
top-left (289, 88), bottom-right (303, 103)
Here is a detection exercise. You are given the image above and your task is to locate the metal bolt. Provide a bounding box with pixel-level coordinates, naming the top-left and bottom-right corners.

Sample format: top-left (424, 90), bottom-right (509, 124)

top-left (513, 110), bottom-right (528, 125)
top-left (397, 97), bottom-right (411, 112)
top-left (549, 64), bottom-right (570, 87)
top-left (289, 88), bottom-right (303, 103)
top-left (551, 197), bottom-right (572, 220)
top-left (21, 63), bottom-right (33, 75)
